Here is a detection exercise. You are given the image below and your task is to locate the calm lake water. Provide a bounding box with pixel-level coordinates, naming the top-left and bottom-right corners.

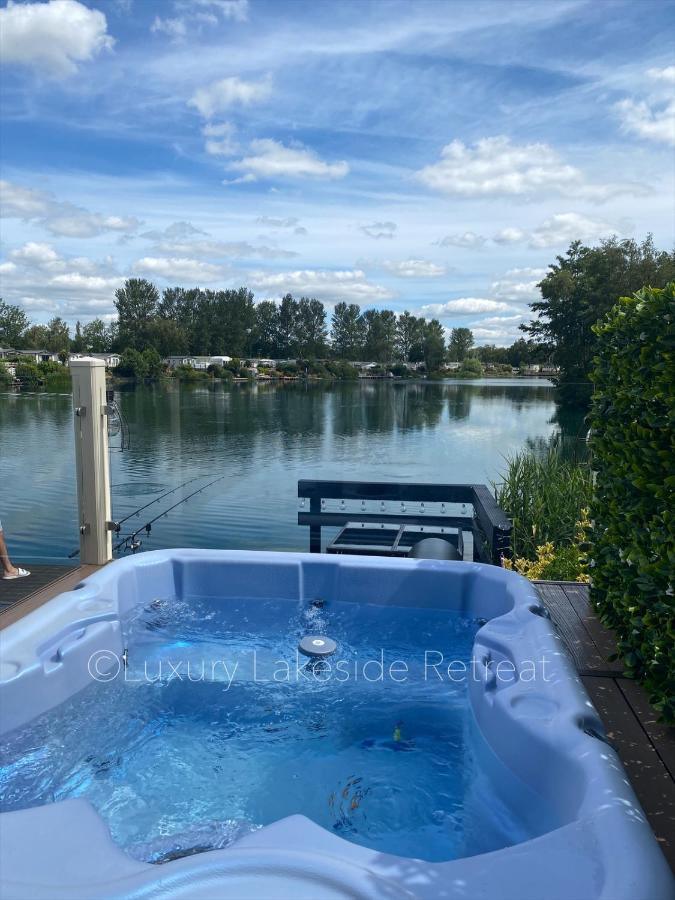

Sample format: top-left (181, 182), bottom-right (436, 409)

top-left (0, 379), bottom-right (572, 563)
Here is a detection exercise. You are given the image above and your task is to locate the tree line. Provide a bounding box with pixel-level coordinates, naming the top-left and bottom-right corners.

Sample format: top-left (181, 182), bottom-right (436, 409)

top-left (0, 285), bottom-right (548, 373)
top-left (4, 235), bottom-right (669, 393)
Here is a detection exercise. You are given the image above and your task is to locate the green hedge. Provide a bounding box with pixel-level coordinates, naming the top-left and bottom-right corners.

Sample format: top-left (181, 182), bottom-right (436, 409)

top-left (589, 282), bottom-right (674, 722)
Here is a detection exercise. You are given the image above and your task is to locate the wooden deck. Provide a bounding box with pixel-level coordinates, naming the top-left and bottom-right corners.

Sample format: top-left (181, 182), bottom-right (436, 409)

top-left (534, 580), bottom-right (675, 872)
top-left (0, 568), bottom-right (672, 871)
top-left (0, 563), bottom-right (100, 628)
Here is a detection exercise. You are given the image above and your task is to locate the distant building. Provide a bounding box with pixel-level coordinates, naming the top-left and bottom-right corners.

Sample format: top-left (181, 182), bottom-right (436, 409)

top-left (14, 349), bottom-right (60, 364)
top-left (445, 361), bottom-right (461, 370)
top-left (0, 348), bottom-right (17, 360)
top-left (164, 355), bottom-right (232, 370)
top-left (69, 352), bottom-right (121, 369)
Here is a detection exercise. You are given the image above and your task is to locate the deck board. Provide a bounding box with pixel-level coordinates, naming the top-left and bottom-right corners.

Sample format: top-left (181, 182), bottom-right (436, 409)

top-left (0, 563), bottom-right (100, 628)
top-left (535, 581), bottom-right (675, 873)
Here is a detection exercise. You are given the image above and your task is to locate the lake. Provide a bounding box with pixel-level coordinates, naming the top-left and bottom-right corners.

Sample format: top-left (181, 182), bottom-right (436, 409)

top-left (0, 379), bottom-right (576, 563)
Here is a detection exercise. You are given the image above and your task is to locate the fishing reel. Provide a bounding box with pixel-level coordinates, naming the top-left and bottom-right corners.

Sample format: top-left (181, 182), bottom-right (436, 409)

top-left (105, 390), bottom-right (130, 452)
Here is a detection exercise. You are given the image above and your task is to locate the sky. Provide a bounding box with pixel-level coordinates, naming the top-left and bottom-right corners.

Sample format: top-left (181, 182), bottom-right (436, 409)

top-left (1, 0), bottom-right (674, 346)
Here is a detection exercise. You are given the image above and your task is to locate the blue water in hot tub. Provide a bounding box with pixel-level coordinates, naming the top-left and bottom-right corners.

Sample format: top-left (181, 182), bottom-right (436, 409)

top-left (0, 595), bottom-right (555, 863)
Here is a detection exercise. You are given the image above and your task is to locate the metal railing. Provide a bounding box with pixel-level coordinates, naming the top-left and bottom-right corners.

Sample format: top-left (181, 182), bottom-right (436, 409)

top-left (297, 479), bottom-right (511, 564)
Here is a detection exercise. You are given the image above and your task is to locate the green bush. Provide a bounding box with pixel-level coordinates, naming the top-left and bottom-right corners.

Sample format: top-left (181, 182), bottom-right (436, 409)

top-left (458, 356), bottom-right (483, 377)
top-left (389, 363), bottom-right (411, 377)
top-left (174, 363), bottom-right (208, 381)
top-left (325, 360), bottom-right (359, 379)
top-left (589, 282), bottom-right (674, 722)
top-left (114, 348), bottom-right (148, 378)
top-left (0, 362), bottom-right (13, 385)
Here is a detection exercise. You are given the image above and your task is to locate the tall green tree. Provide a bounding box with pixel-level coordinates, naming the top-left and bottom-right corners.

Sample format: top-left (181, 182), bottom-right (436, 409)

top-left (23, 324), bottom-right (50, 349)
top-left (447, 327), bottom-right (474, 361)
top-left (252, 300), bottom-right (280, 357)
top-left (362, 309), bottom-right (397, 362)
top-left (423, 319), bottom-right (446, 372)
top-left (331, 302), bottom-right (364, 360)
top-left (276, 294), bottom-right (299, 357)
top-left (114, 278), bottom-right (160, 350)
top-left (297, 297), bottom-right (328, 358)
top-left (45, 317), bottom-right (70, 353)
top-left (82, 318), bottom-right (112, 353)
top-left (0, 300), bottom-right (29, 347)
top-left (71, 321), bottom-right (85, 353)
top-left (523, 236), bottom-right (675, 404)
top-left (395, 311), bottom-right (426, 362)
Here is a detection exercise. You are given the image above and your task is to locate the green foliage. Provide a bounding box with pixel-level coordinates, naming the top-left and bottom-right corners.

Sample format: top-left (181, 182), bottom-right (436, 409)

top-left (142, 347), bottom-right (163, 377)
top-left (331, 302), bottom-right (365, 360)
top-left (458, 356), bottom-right (483, 377)
top-left (389, 362), bottom-right (411, 377)
top-left (423, 319), bottom-right (446, 373)
top-left (588, 282), bottom-right (674, 722)
top-left (114, 348), bottom-right (149, 379)
top-left (174, 363), bottom-right (208, 381)
top-left (81, 318), bottom-right (114, 353)
top-left (448, 327), bottom-right (474, 361)
top-left (0, 362), bottom-right (13, 385)
top-left (325, 360), bottom-right (359, 379)
top-left (0, 300), bottom-right (29, 347)
top-left (524, 236), bottom-right (675, 405)
top-left (494, 447), bottom-right (594, 561)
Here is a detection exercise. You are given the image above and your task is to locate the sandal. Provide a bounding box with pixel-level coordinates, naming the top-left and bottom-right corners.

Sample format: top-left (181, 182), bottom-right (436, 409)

top-left (2, 567), bottom-right (31, 580)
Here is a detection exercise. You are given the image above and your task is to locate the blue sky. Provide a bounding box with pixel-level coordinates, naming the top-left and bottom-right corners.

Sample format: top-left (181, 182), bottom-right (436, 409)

top-left (1, 0), bottom-right (674, 345)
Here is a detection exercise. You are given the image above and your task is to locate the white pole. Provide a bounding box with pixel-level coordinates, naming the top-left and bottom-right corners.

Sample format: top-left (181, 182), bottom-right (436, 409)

top-left (70, 358), bottom-right (112, 565)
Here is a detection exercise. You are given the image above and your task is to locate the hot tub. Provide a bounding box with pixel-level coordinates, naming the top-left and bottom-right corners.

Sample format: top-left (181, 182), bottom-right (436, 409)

top-left (0, 550), bottom-right (672, 899)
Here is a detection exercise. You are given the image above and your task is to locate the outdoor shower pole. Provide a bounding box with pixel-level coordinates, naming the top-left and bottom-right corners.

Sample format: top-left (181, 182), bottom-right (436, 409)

top-left (70, 358), bottom-right (113, 565)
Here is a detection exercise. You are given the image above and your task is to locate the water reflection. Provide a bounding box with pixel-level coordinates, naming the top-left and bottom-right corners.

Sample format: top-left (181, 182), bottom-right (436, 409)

top-left (0, 379), bottom-right (563, 560)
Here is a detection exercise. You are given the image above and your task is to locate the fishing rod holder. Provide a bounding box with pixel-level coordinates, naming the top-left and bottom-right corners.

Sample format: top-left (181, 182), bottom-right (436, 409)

top-left (70, 358), bottom-right (113, 566)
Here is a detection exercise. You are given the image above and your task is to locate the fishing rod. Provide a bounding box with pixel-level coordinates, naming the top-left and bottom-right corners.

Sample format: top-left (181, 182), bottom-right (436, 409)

top-left (115, 474), bottom-right (214, 527)
top-left (113, 474), bottom-right (227, 553)
top-left (68, 474), bottom-right (218, 558)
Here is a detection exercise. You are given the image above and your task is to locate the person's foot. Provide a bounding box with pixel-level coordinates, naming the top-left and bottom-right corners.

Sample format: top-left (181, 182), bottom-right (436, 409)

top-left (2, 566), bottom-right (30, 580)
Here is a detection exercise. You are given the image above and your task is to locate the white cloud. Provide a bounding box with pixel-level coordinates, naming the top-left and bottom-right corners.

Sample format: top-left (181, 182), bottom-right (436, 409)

top-left (416, 136), bottom-right (582, 197)
top-left (1, 241), bottom-right (124, 321)
top-left (152, 239), bottom-right (298, 259)
top-left (141, 221), bottom-right (207, 241)
top-left (153, 1), bottom-right (248, 42)
top-left (178, 0), bottom-right (248, 22)
top-left (151, 17), bottom-right (188, 41)
top-left (132, 256), bottom-right (226, 282)
top-left (0, 0), bottom-right (113, 77)
top-left (492, 215), bottom-right (627, 249)
top-left (359, 221), bottom-right (397, 239)
top-left (616, 98), bottom-right (675, 146)
top-left (528, 212), bottom-right (623, 248)
top-left (248, 269), bottom-right (392, 303)
top-left (647, 66), bottom-right (675, 84)
top-left (228, 139), bottom-right (349, 181)
top-left (415, 136), bottom-right (646, 201)
top-left (493, 227), bottom-right (525, 244)
top-left (419, 298), bottom-right (516, 317)
top-left (203, 122), bottom-right (238, 156)
top-left (257, 215), bottom-right (299, 228)
top-left (10, 242), bottom-right (61, 267)
top-left (382, 259), bottom-right (446, 277)
top-left (0, 181), bottom-right (51, 218)
top-left (434, 231), bottom-right (486, 249)
top-left (0, 180), bottom-right (140, 238)
top-left (189, 76), bottom-right (272, 118)
top-left (490, 267), bottom-right (546, 302)
top-left (50, 272), bottom-right (122, 291)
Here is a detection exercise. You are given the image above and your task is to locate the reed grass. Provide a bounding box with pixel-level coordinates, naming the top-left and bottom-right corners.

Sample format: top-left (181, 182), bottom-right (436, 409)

top-left (493, 447), bottom-right (593, 561)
